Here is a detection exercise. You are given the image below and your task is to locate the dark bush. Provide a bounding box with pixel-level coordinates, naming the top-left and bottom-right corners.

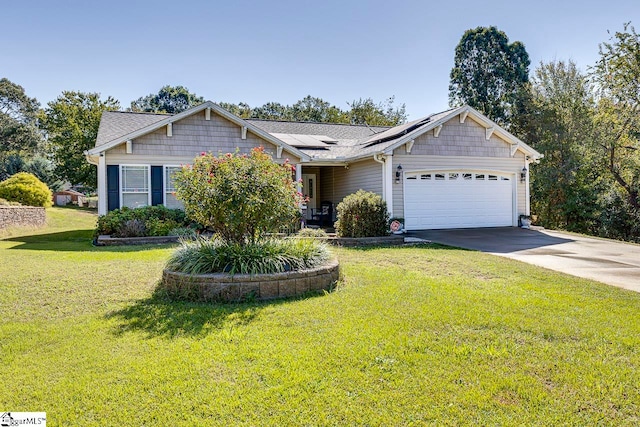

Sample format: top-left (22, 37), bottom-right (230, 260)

top-left (95, 205), bottom-right (194, 238)
top-left (334, 190), bottom-right (389, 238)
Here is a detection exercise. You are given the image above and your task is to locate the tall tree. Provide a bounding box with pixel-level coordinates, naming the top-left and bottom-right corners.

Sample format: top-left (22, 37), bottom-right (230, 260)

top-left (591, 23), bottom-right (640, 212)
top-left (41, 92), bottom-right (120, 188)
top-left (0, 78), bottom-right (43, 158)
top-left (449, 26), bottom-right (530, 128)
top-left (527, 60), bottom-right (601, 232)
top-left (130, 85), bottom-right (204, 114)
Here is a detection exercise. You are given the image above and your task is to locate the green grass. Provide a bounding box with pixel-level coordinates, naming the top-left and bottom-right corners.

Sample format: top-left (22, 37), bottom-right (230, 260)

top-left (1, 207), bottom-right (639, 425)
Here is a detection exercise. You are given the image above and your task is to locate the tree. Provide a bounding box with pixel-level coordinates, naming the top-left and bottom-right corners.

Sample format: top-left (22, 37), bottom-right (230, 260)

top-left (0, 78), bottom-right (43, 158)
top-left (251, 101), bottom-right (292, 121)
top-left (41, 92), bottom-right (120, 188)
top-left (526, 60), bottom-right (602, 232)
top-left (291, 96), bottom-right (347, 123)
top-left (130, 85), bottom-right (204, 114)
top-left (347, 97), bottom-right (406, 126)
top-left (218, 102), bottom-right (252, 118)
top-left (174, 147), bottom-right (304, 244)
top-left (591, 23), bottom-right (640, 212)
top-left (220, 95), bottom-right (407, 125)
top-left (449, 26), bottom-right (530, 128)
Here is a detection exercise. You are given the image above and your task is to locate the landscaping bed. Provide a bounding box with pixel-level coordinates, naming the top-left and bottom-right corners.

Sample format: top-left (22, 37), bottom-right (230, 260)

top-left (160, 258), bottom-right (339, 302)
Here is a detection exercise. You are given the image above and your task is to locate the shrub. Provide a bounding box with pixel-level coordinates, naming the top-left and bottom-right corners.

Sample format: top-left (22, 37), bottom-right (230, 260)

top-left (334, 190), bottom-right (389, 238)
top-left (0, 172), bottom-right (53, 207)
top-left (95, 205), bottom-right (193, 237)
top-left (117, 219), bottom-right (146, 237)
top-left (297, 228), bottom-right (328, 238)
top-left (0, 198), bottom-right (21, 206)
top-left (165, 237), bottom-right (330, 275)
top-left (174, 147), bottom-right (304, 244)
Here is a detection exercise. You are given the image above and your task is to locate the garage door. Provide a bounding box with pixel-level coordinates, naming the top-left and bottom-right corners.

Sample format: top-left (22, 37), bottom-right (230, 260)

top-left (404, 171), bottom-right (514, 230)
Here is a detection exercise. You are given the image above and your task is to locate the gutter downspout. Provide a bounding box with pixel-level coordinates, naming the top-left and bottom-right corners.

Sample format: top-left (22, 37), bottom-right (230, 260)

top-left (373, 154), bottom-right (393, 217)
top-left (373, 154), bottom-right (385, 202)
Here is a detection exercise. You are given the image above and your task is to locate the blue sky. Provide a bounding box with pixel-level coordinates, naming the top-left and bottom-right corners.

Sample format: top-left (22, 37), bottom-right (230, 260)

top-left (4, 0), bottom-right (638, 119)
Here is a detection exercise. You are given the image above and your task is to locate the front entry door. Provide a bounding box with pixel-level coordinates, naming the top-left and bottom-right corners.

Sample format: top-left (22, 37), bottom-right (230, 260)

top-left (302, 173), bottom-right (317, 219)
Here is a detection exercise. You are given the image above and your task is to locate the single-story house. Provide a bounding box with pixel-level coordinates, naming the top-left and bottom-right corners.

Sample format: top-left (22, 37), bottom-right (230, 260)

top-left (86, 101), bottom-right (542, 230)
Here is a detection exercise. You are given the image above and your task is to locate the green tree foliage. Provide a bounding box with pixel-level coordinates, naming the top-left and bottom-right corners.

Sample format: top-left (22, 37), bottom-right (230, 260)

top-left (218, 102), bottom-right (252, 118)
top-left (0, 154), bottom-right (64, 191)
top-left (591, 23), bottom-right (640, 212)
top-left (527, 60), bottom-right (602, 232)
top-left (0, 172), bottom-right (52, 207)
top-left (0, 78), bottom-right (43, 158)
top-left (347, 97), bottom-right (406, 126)
top-left (221, 95), bottom-right (407, 126)
top-left (174, 147), bottom-right (304, 244)
top-left (449, 26), bottom-right (530, 128)
top-left (40, 91), bottom-right (120, 188)
top-left (335, 190), bottom-right (390, 238)
top-left (130, 85), bottom-right (204, 114)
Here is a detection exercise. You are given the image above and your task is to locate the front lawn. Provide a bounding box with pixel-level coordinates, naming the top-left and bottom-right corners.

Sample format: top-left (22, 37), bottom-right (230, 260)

top-left (1, 207), bottom-right (639, 425)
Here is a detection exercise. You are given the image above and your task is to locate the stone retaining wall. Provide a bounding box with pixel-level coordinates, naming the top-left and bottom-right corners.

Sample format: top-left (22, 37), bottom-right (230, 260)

top-left (328, 235), bottom-right (405, 247)
top-left (161, 259), bottom-right (340, 302)
top-left (0, 206), bottom-right (46, 229)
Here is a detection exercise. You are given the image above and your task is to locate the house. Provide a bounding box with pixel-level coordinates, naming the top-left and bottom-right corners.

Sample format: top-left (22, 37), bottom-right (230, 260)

top-left (85, 101), bottom-right (542, 230)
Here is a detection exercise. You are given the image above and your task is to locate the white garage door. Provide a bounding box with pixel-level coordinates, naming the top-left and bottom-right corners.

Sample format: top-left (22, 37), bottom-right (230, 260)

top-left (404, 171), bottom-right (514, 230)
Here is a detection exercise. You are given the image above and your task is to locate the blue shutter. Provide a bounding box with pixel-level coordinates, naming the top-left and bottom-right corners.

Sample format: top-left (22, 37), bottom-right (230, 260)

top-left (151, 166), bottom-right (163, 206)
top-left (107, 165), bottom-right (120, 211)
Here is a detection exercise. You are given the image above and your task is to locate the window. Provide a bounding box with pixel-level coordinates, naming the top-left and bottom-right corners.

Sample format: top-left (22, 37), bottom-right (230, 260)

top-left (501, 176), bottom-right (510, 181)
top-left (121, 166), bottom-right (149, 208)
top-left (475, 174), bottom-right (485, 180)
top-left (448, 173), bottom-right (459, 180)
top-left (165, 166), bottom-right (183, 209)
top-left (463, 173), bottom-right (472, 180)
top-left (435, 173), bottom-right (445, 180)
top-left (488, 175), bottom-right (498, 181)
top-left (406, 175), bottom-right (417, 180)
top-left (420, 174), bottom-right (431, 180)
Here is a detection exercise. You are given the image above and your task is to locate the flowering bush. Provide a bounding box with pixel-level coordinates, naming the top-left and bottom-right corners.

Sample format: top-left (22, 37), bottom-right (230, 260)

top-left (334, 190), bottom-right (389, 237)
top-left (174, 147), bottom-right (304, 244)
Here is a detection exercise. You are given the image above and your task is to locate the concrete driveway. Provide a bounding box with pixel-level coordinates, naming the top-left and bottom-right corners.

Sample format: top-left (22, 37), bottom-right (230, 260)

top-left (411, 227), bottom-right (640, 293)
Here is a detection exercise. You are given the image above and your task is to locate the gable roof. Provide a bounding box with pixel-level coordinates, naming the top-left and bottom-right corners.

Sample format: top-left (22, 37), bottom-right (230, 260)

top-left (89, 102), bottom-right (542, 163)
top-left (96, 111), bottom-right (168, 147)
top-left (87, 102), bottom-right (311, 161)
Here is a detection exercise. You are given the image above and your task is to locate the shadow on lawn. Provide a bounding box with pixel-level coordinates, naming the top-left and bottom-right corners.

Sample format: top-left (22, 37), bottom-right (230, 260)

top-left (3, 230), bottom-right (175, 252)
top-left (106, 289), bottom-right (278, 339)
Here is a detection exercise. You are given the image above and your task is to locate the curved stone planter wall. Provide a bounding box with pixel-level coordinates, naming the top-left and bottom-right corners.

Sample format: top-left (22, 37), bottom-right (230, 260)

top-left (0, 206), bottom-right (46, 229)
top-left (161, 259), bottom-right (340, 302)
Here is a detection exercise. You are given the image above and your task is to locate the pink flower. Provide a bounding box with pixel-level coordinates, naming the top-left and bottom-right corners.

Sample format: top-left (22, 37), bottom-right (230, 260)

top-left (201, 152), bottom-right (206, 156)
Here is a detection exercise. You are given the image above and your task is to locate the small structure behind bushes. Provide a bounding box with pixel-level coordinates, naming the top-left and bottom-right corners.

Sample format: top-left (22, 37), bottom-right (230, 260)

top-left (0, 172), bottom-right (53, 208)
top-left (335, 190), bottom-right (390, 238)
top-left (94, 205), bottom-right (195, 238)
